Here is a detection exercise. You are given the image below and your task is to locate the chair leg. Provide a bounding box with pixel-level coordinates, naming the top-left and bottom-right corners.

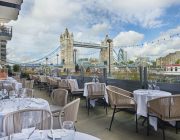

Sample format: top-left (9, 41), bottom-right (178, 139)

top-left (147, 114), bottom-right (149, 136)
top-left (109, 106), bottom-right (116, 131)
top-left (88, 98), bottom-right (90, 116)
top-left (136, 113), bottom-right (138, 133)
top-left (162, 121), bottom-right (165, 140)
top-left (176, 121), bottom-right (178, 134)
top-left (103, 99), bottom-right (108, 115)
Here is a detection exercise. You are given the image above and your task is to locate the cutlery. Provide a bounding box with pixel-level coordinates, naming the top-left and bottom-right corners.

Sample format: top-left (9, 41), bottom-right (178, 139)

top-left (27, 128), bottom-right (36, 139)
top-left (51, 129), bottom-right (55, 140)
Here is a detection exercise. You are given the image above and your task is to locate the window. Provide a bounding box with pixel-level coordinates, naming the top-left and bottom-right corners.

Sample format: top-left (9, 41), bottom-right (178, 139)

top-left (175, 67), bottom-right (177, 71)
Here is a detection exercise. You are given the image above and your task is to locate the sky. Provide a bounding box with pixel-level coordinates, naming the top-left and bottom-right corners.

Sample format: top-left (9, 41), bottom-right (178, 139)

top-left (7, 0), bottom-right (180, 64)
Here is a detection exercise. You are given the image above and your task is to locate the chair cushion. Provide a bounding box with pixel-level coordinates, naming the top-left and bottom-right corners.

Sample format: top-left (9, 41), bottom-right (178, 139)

top-left (50, 105), bottom-right (63, 113)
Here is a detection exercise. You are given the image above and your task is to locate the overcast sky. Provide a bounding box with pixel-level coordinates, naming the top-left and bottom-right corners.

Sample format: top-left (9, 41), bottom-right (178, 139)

top-left (7, 0), bottom-right (180, 63)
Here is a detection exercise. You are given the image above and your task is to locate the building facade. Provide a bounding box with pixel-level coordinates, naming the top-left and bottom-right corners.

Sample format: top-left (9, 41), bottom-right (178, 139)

top-left (0, 0), bottom-right (23, 65)
top-left (156, 51), bottom-right (180, 67)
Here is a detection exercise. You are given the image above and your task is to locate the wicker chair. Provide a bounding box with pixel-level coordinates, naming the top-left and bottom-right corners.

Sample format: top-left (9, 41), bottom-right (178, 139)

top-left (23, 88), bottom-right (34, 98)
top-left (68, 80), bottom-right (83, 100)
top-left (86, 83), bottom-right (107, 115)
top-left (147, 95), bottom-right (180, 140)
top-left (38, 76), bottom-right (47, 89)
top-left (50, 88), bottom-right (68, 125)
top-left (24, 80), bottom-right (34, 89)
top-left (106, 85), bottom-right (138, 132)
top-left (3, 109), bottom-right (53, 136)
top-left (59, 98), bottom-right (80, 128)
top-left (58, 79), bottom-right (70, 90)
top-left (48, 78), bottom-right (59, 95)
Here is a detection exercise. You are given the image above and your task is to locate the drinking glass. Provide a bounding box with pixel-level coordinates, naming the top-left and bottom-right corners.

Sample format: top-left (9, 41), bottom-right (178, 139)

top-left (62, 121), bottom-right (75, 140)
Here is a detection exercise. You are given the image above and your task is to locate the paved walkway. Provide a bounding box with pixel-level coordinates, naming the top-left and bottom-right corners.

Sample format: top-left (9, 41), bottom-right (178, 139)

top-left (34, 88), bottom-right (180, 140)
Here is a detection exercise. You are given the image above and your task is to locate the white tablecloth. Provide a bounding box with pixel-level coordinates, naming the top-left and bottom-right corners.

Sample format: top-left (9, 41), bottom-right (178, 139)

top-left (133, 89), bottom-right (171, 130)
top-left (0, 77), bottom-right (22, 92)
top-left (0, 98), bottom-right (50, 132)
top-left (68, 79), bottom-right (79, 91)
top-left (0, 129), bottom-right (101, 140)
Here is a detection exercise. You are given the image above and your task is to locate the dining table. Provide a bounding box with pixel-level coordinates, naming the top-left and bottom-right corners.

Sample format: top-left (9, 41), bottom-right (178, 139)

top-left (0, 129), bottom-right (101, 140)
top-left (0, 77), bottom-right (22, 92)
top-left (133, 89), bottom-right (172, 130)
top-left (0, 98), bottom-right (50, 134)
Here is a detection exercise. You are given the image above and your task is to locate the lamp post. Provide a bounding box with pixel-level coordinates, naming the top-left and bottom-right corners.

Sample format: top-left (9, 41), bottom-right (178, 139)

top-left (56, 54), bottom-right (59, 65)
top-left (107, 38), bottom-right (112, 76)
top-left (45, 57), bottom-right (48, 75)
top-left (74, 49), bottom-right (77, 65)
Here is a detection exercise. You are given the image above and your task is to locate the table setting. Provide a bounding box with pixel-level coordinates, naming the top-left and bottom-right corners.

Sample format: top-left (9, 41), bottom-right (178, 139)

top-left (0, 121), bottom-right (100, 140)
top-left (0, 98), bottom-right (50, 134)
top-left (133, 89), bottom-right (172, 130)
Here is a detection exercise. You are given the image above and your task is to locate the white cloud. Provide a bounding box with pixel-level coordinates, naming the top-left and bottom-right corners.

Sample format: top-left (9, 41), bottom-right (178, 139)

top-left (95, 0), bottom-right (180, 28)
top-left (5, 0), bottom-right (180, 63)
top-left (91, 23), bottom-right (110, 36)
top-left (114, 31), bottom-right (144, 47)
top-left (121, 27), bottom-right (180, 60)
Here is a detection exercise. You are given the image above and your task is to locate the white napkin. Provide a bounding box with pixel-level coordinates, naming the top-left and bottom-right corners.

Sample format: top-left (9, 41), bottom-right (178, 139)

top-left (21, 128), bottom-right (41, 140)
top-left (10, 133), bottom-right (26, 140)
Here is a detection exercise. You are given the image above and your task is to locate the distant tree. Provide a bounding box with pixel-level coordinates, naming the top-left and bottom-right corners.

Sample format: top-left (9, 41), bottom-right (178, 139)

top-left (6, 65), bottom-right (12, 76)
top-left (75, 64), bottom-right (79, 72)
top-left (62, 59), bottom-right (65, 65)
top-left (128, 60), bottom-right (134, 64)
top-left (13, 64), bottom-right (20, 72)
top-left (86, 67), bottom-right (90, 72)
top-left (175, 59), bottom-right (180, 64)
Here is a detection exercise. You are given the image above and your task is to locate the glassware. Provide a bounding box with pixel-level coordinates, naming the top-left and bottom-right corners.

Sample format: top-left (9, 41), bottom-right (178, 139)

top-left (95, 76), bottom-right (99, 83)
top-left (62, 121), bottom-right (75, 140)
top-left (92, 75), bottom-right (96, 82)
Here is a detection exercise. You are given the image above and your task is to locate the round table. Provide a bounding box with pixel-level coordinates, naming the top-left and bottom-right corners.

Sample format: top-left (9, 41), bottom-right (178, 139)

top-left (0, 98), bottom-right (50, 133)
top-left (133, 89), bottom-right (171, 117)
top-left (133, 89), bottom-right (171, 130)
top-left (0, 130), bottom-right (101, 140)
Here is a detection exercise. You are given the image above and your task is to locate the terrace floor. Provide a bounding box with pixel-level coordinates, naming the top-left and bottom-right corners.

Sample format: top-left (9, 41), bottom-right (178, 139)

top-left (34, 88), bottom-right (180, 140)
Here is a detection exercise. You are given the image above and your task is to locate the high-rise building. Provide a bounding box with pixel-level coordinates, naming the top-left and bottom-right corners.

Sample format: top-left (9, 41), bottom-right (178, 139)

top-left (0, 0), bottom-right (23, 65)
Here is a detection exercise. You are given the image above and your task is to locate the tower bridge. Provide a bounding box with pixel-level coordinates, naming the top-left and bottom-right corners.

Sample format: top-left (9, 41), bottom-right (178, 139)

top-left (60, 28), bottom-right (113, 72)
top-left (73, 41), bottom-right (108, 49)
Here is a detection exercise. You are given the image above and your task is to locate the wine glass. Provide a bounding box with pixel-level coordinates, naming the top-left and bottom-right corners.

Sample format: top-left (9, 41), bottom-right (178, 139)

top-left (62, 121), bottom-right (75, 140)
top-left (62, 121), bottom-right (74, 130)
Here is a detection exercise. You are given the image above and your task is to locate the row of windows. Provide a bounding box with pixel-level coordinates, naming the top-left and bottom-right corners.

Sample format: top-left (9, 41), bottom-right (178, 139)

top-left (0, 1), bottom-right (21, 10)
top-left (166, 67), bottom-right (179, 71)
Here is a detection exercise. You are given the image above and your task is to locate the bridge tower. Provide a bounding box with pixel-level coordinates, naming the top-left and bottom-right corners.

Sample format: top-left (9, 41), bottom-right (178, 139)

top-left (100, 35), bottom-right (113, 72)
top-left (60, 28), bottom-right (75, 70)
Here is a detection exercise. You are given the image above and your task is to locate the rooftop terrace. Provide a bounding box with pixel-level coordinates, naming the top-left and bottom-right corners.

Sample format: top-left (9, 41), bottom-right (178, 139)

top-left (34, 87), bottom-right (180, 140)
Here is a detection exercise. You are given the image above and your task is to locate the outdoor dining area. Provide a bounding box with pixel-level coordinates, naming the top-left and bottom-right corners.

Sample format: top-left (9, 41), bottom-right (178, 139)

top-left (0, 71), bottom-right (180, 140)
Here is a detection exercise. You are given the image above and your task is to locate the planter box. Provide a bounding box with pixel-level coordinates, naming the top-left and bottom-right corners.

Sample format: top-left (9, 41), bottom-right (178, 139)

top-left (0, 68), bottom-right (8, 80)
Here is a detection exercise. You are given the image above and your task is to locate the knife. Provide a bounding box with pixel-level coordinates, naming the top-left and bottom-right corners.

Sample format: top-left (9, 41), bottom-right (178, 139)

top-left (51, 129), bottom-right (55, 140)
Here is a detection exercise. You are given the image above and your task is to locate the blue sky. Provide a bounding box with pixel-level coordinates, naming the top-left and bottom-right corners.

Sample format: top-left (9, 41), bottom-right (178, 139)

top-left (7, 0), bottom-right (180, 63)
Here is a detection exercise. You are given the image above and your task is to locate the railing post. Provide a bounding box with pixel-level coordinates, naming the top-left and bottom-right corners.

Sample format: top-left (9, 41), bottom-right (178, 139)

top-left (144, 67), bottom-right (148, 89)
top-left (139, 66), bottom-right (144, 88)
top-left (103, 68), bottom-right (107, 85)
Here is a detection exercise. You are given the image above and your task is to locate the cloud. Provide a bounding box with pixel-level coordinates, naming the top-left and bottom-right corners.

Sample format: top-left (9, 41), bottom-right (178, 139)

top-left (120, 26), bottom-right (180, 60)
top-left (5, 0), bottom-right (180, 64)
top-left (91, 23), bottom-right (110, 36)
top-left (95, 0), bottom-right (180, 28)
top-left (113, 31), bottom-right (144, 47)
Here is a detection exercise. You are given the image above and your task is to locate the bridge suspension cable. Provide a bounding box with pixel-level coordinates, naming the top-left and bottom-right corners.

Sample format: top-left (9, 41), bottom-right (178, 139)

top-left (7, 46), bottom-right (62, 65)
